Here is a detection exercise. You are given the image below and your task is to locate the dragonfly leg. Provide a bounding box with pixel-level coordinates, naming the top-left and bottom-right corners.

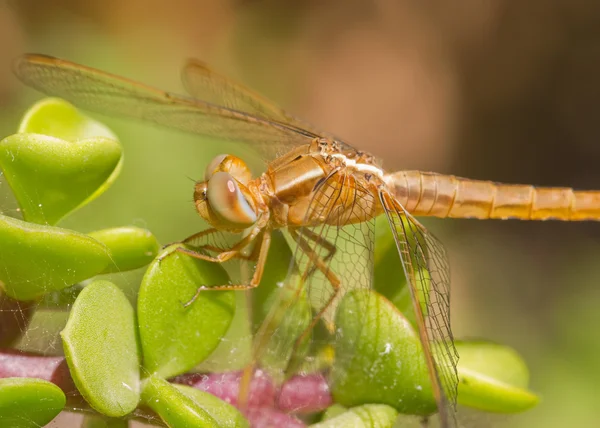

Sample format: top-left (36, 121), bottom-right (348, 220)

top-left (180, 229), bottom-right (255, 258)
top-left (298, 228), bottom-right (337, 277)
top-left (288, 229), bottom-right (341, 352)
top-left (182, 231), bottom-right (271, 307)
top-left (170, 225), bottom-right (263, 263)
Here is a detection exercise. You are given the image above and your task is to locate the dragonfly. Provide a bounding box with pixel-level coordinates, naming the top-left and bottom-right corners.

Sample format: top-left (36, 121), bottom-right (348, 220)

top-left (12, 54), bottom-right (600, 427)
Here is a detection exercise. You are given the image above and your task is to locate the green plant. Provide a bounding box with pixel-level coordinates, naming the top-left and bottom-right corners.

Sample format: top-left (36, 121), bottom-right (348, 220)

top-left (0, 98), bottom-right (538, 427)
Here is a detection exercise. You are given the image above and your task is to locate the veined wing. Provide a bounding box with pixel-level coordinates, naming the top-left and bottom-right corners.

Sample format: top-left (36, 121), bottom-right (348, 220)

top-left (250, 167), bottom-right (376, 381)
top-left (13, 54), bottom-right (319, 159)
top-left (182, 58), bottom-right (338, 142)
top-left (379, 191), bottom-right (459, 427)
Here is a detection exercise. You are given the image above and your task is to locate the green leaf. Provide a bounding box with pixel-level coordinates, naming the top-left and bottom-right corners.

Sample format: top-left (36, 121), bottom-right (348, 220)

top-left (456, 341), bottom-right (539, 413)
top-left (141, 374), bottom-right (219, 428)
top-left (18, 97), bottom-right (118, 141)
top-left (331, 290), bottom-right (436, 416)
top-left (310, 404), bottom-right (398, 428)
top-left (0, 214), bottom-right (111, 300)
top-left (89, 227), bottom-right (160, 274)
top-left (0, 98), bottom-right (122, 225)
top-left (174, 384), bottom-right (250, 428)
top-left (61, 280), bottom-right (141, 417)
top-left (138, 244), bottom-right (235, 378)
top-left (0, 377), bottom-right (65, 428)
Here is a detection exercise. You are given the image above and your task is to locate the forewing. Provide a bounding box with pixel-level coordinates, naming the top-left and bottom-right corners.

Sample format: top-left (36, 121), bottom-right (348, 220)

top-left (379, 191), bottom-right (459, 427)
top-left (182, 59), bottom-right (336, 140)
top-left (13, 54), bottom-right (318, 158)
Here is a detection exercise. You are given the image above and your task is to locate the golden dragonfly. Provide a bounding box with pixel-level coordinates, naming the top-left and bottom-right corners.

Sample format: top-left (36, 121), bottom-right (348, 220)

top-left (13, 54), bottom-right (600, 427)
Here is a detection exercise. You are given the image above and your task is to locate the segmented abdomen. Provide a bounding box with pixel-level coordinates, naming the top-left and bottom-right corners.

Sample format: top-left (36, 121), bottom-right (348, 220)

top-left (386, 171), bottom-right (600, 221)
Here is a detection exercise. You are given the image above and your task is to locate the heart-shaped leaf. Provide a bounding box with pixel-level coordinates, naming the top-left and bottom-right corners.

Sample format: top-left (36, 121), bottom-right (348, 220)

top-left (62, 280), bottom-right (141, 417)
top-left (0, 377), bottom-right (65, 428)
top-left (0, 214), bottom-right (111, 300)
top-left (0, 98), bottom-right (122, 225)
top-left (138, 244), bottom-right (235, 379)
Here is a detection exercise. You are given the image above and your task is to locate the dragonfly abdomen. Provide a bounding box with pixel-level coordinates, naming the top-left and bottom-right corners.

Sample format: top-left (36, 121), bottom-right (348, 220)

top-left (386, 170), bottom-right (600, 221)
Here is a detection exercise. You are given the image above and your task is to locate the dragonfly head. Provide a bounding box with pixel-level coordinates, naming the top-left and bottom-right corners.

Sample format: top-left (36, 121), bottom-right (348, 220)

top-left (194, 154), bottom-right (258, 231)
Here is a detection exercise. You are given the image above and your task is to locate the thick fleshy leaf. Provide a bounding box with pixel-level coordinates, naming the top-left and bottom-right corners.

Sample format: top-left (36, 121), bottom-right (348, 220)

top-left (18, 97), bottom-right (117, 141)
top-left (310, 404), bottom-right (398, 428)
top-left (140, 374), bottom-right (219, 428)
top-left (331, 290), bottom-right (436, 416)
top-left (88, 227), bottom-right (159, 274)
top-left (174, 384), bottom-right (250, 428)
top-left (0, 377), bottom-right (65, 428)
top-left (0, 134), bottom-right (122, 225)
top-left (0, 214), bottom-right (111, 300)
top-left (0, 98), bottom-right (122, 225)
top-left (138, 244), bottom-right (235, 378)
top-left (61, 280), bottom-right (141, 417)
top-left (456, 341), bottom-right (539, 413)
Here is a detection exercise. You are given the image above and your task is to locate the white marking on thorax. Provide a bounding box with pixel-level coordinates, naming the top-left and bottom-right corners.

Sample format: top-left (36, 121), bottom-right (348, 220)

top-left (329, 153), bottom-right (384, 178)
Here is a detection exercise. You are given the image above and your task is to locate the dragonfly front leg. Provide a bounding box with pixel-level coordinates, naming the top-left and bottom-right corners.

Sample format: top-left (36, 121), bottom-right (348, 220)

top-left (175, 226), bottom-right (263, 263)
top-left (181, 230), bottom-right (271, 307)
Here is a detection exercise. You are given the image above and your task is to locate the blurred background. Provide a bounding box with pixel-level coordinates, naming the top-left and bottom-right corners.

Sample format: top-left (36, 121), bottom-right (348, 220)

top-left (2, 0), bottom-right (600, 426)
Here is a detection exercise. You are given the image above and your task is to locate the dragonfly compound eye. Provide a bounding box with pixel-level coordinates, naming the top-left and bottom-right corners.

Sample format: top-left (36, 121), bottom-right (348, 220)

top-left (204, 154), bottom-right (252, 185)
top-left (206, 171), bottom-right (258, 227)
top-left (204, 154), bottom-right (228, 180)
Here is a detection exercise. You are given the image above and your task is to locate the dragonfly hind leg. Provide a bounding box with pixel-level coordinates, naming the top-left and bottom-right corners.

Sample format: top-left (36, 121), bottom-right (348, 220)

top-left (298, 228), bottom-right (337, 278)
top-left (288, 229), bottom-right (342, 359)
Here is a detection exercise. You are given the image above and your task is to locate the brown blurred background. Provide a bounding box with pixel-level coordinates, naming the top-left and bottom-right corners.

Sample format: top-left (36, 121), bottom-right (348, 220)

top-left (2, 1), bottom-right (600, 427)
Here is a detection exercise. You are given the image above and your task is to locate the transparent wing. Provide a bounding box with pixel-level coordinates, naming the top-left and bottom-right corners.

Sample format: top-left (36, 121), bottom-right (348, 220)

top-left (13, 54), bottom-right (319, 159)
top-left (251, 169), bottom-right (376, 381)
top-left (379, 191), bottom-right (459, 427)
top-left (182, 58), bottom-right (339, 141)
